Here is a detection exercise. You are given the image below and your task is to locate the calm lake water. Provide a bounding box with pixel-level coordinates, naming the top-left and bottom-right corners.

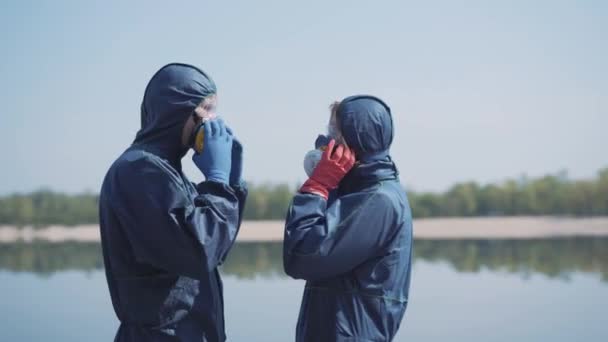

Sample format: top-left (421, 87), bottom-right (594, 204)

top-left (1, 238), bottom-right (607, 341)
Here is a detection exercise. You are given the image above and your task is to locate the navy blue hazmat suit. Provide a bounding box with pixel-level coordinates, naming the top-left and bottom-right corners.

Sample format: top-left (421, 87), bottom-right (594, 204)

top-left (284, 96), bottom-right (413, 342)
top-left (99, 63), bottom-right (247, 342)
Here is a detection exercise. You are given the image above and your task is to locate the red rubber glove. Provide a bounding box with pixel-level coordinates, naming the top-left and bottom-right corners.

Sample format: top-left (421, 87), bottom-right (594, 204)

top-left (300, 139), bottom-right (356, 199)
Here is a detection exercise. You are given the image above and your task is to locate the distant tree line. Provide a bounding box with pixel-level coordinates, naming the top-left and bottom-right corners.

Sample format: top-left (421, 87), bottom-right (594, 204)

top-left (0, 168), bottom-right (607, 226)
top-left (409, 168), bottom-right (608, 217)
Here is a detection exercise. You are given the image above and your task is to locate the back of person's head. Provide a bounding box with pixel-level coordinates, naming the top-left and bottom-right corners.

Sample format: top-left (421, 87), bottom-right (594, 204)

top-left (332, 95), bottom-right (393, 162)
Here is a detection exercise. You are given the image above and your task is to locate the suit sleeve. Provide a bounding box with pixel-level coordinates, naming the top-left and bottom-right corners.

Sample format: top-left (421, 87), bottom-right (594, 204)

top-left (113, 159), bottom-right (243, 279)
top-left (216, 180), bottom-right (248, 264)
top-left (283, 190), bottom-right (397, 281)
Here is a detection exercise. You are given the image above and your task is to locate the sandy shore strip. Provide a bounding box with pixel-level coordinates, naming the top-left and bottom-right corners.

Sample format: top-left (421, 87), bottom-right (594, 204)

top-left (2, 217), bottom-right (608, 243)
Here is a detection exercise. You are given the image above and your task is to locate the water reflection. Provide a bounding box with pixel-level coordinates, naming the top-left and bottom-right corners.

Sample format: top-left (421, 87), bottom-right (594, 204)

top-left (0, 241), bottom-right (103, 275)
top-left (0, 238), bottom-right (606, 281)
top-left (415, 238), bottom-right (608, 282)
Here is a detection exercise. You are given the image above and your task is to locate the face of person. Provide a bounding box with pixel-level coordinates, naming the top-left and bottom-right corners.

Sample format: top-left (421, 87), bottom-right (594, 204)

top-left (181, 95), bottom-right (218, 148)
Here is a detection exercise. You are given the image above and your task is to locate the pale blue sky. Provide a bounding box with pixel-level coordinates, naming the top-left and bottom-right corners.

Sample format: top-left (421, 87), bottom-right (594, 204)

top-left (1, 0), bottom-right (606, 194)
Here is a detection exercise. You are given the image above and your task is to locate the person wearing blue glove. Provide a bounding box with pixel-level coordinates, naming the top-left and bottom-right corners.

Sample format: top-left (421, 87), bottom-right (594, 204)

top-left (99, 63), bottom-right (247, 342)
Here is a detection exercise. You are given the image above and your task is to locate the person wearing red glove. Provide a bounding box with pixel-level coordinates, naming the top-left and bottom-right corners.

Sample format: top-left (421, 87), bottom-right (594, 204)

top-left (283, 95), bottom-right (413, 342)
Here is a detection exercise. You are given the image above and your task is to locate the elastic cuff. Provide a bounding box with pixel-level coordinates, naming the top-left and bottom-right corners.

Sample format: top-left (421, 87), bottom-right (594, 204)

top-left (300, 178), bottom-right (329, 199)
top-left (230, 179), bottom-right (246, 188)
top-left (207, 178), bottom-right (228, 185)
top-left (205, 171), bottom-right (229, 184)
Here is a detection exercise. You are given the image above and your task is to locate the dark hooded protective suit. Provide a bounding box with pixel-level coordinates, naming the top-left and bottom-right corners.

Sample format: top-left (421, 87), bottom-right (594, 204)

top-left (99, 63), bottom-right (247, 342)
top-left (284, 96), bottom-right (413, 342)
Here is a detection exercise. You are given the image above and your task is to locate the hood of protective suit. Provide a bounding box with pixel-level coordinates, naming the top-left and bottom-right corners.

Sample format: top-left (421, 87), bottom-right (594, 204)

top-left (133, 63), bottom-right (216, 164)
top-left (337, 95), bottom-right (393, 162)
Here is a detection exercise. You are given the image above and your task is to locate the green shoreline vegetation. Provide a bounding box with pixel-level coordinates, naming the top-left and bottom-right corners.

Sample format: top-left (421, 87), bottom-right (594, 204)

top-left (1, 239), bottom-right (606, 282)
top-left (1, 168), bottom-right (607, 227)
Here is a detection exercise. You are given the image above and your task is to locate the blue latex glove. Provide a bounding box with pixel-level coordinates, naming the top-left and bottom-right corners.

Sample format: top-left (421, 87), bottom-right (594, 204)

top-left (230, 137), bottom-right (244, 185)
top-left (192, 119), bottom-right (233, 184)
top-left (225, 125), bottom-right (244, 185)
